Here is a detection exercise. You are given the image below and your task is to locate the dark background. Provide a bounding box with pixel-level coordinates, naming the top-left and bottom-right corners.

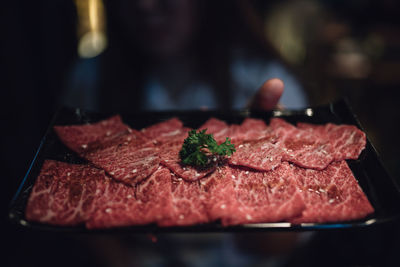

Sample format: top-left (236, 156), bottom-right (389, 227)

top-left (2, 0), bottom-right (400, 266)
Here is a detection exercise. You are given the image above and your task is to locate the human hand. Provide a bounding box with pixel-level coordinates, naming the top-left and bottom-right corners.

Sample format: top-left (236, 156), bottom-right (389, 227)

top-left (248, 78), bottom-right (284, 110)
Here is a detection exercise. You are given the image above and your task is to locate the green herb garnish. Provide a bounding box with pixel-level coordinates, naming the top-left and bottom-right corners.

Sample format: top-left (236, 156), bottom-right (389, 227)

top-left (179, 129), bottom-right (235, 168)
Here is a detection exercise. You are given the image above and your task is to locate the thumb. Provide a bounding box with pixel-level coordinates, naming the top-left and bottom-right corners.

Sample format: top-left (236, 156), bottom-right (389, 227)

top-left (249, 78), bottom-right (284, 110)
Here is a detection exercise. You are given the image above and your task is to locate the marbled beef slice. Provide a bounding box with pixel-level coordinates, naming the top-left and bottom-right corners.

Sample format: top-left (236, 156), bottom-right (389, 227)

top-left (86, 167), bottom-right (173, 229)
top-left (26, 160), bottom-right (106, 226)
top-left (290, 160), bottom-right (374, 224)
top-left (53, 115), bottom-right (131, 154)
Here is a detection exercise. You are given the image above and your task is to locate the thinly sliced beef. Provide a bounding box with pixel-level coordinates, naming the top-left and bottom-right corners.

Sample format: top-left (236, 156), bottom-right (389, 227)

top-left (228, 163), bottom-right (305, 225)
top-left (141, 118), bottom-right (190, 145)
top-left (159, 142), bottom-right (215, 181)
top-left (291, 160), bottom-right (374, 224)
top-left (200, 117), bottom-right (269, 145)
top-left (269, 118), bottom-right (334, 170)
top-left (199, 117), bottom-right (228, 132)
top-left (84, 134), bottom-right (160, 186)
top-left (297, 122), bottom-right (366, 160)
top-left (86, 167), bottom-right (172, 229)
top-left (203, 163), bottom-right (305, 226)
top-left (268, 118), bottom-right (365, 170)
top-left (229, 136), bottom-right (282, 171)
top-left (199, 118), bottom-right (230, 144)
top-left (229, 118), bottom-right (339, 171)
top-left (35, 115), bottom-right (371, 229)
top-left (158, 174), bottom-right (209, 226)
top-left (55, 117), bottom-right (159, 186)
top-left (229, 118), bottom-right (269, 144)
top-left (280, 131), bottom-right (334, 170)
top-left (201, 167), bottom-right (238, 223)
top-left (26, 160), bottom-right (106, 226)
top-left (54, 115), bottom-right (131, 154)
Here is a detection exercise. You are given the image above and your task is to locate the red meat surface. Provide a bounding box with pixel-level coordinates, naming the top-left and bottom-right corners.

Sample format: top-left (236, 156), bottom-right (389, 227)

top-left (158, 174), bottom-right (209, 226)
top-left (84, 134), bottom-right (160, 186)
top-left (29, 115), bottom-right (371, 229)
top-left (26, 160), bottom-right (106, 226)
top-left (55, 117), bottom-right (158, 186)
top-left (53, 115), bottom-right (131, 154)
top-left (229, 136), bottom-right (282, 171)
top-left (86, 167), bottom-right (172, 229)
top-left (269, 118), bottom-right (335, 170)
top-left (297, 122), bottom-right (366, 160)
top-left (201, 167), bottom-right (238, 223)
top-left (229, 118), bottom-right (269, 144)
top-left (159, 142), bottom-right (216, 181)
top-left (141, 118), bottom-right (190, 145)
top-left (199, 118), bottom-right (231, 144)
top-left (290, 160), bottom-right (374, 224)
top-left (202, 164), bottom-right (305, 226)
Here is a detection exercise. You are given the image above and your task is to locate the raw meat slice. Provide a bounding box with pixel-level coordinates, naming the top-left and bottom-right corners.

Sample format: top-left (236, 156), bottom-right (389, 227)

top-left (202, 163), bottom-right (305, 226)
top-left (199, 117), bottom-right (229, 133)
top-left (158, 173), bottom-right (209, 226)
top-left (199, 118), bottom-right (230, 144)
top-left (269, 118), bottom-right (334, 170)
top-left (269, 117), bottom-right (297, 137)
top-left (297, 122), bottom-right (366, 160)
top-left (141, 118), bottom-right (189, 145)
top-left (86, 167), bottom-right (173, 229)
top-left (26, 160), bottom-right (106, 226)
top-left (229, 136), bottom-right (282, 171)
top-left (92, 128), bottom-right (150, 149)
top-left (227, 124), bottom-right (243, 144)
top-left (135, 167), bottom-right (174, 220)
top-left (241, 118), bottom-right (268, 132)
top-left (200, 118), bottom-right (268, 145)
top-left (224, 163), bottom-right (305, 226)
top-left (269, 118), bottom-right (366, 170)
top-left (200, 167), bottom-right (239, 223)
top-left (328, 124), bottom-right (366, 160)
top-left (290, 161), bottom-right (374, 224)
top-left (229, 118), bottom-right (269, 144)
top-left (159, 142), bottom-right (215, 181)
top-left (54, 115), bottom-right (131, 154)
top-left (84, 138), bottom-right (160, 186)
top-left (54, 116), bottom-right (158, 186)
top-left (280, 130), bottom-right (334, 170)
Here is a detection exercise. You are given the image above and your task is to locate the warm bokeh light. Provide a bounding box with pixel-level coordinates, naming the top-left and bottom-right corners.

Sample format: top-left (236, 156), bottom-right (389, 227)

top-left (75, 0), bottom-right (107, 58)
top-left (264, 1), bottom-right (322, 65)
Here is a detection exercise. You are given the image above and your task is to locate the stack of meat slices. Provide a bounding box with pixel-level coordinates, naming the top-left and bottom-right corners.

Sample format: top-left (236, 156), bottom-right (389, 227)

top-left (26, 115), bottom-right (374, 229)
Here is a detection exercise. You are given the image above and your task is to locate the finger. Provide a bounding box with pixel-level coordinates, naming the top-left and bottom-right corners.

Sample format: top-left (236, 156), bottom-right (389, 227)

top-left (250, 78), bottom-right (284, 110)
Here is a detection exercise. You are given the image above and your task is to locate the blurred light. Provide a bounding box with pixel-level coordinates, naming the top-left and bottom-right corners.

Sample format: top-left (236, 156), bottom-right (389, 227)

top-left (75, 0), bottom-right (107, 58)
top-left (264, 1), bottom-right (321, 66)
top-left (78, 31), bottom-right (107, 58)
top-left (331, 38), bottom-right (371, 79)
top-left (364, 218), bottom-right (376, 225)
top-left (265, 11), bottom-right (306, 65)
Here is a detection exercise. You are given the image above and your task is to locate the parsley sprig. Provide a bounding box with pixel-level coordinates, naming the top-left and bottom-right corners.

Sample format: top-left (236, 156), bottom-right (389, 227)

top-left (179, 129), bottom-right (235, 168)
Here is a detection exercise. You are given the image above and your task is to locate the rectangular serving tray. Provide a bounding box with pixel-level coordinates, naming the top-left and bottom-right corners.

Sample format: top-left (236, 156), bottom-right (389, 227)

top-left (9, 99), bottom-right (400, 233)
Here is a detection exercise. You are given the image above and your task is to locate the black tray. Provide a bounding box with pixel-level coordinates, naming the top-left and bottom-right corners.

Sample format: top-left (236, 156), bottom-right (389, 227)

top-left (8, 99), bottom-right (400, 233)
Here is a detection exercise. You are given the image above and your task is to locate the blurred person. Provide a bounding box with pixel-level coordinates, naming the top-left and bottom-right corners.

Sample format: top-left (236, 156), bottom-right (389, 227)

top-left (62, 0), bottom-right (306, 112)
top-left (60, 0), bottom-right (309, 266)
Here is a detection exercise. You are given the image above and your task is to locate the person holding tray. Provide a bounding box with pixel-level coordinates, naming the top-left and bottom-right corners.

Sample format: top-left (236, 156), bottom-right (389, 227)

top-left (62, 0), bottom-right (307, 112)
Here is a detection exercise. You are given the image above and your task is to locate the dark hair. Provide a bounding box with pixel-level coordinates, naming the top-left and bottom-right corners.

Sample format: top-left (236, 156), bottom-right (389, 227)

top-left (99, 0), bottom-right (283, 112)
